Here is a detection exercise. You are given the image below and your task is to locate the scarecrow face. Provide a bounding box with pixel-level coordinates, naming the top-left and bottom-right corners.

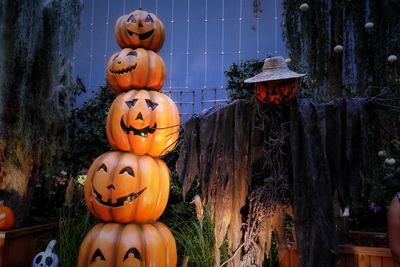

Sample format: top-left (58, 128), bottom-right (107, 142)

top-left (254, 78), bottom-right (298, 105)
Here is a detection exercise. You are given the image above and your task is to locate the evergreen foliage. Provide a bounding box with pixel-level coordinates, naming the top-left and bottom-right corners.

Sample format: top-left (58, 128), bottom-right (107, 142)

top-left (224, 60), bottom-right (263, 101)
top-left (65, 83), bottom-right (114, 177)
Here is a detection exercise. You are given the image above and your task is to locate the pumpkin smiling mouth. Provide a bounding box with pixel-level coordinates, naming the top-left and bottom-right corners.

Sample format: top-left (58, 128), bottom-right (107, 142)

top-left (127, 29), bottom-right (155, 40)
top-left (110, 64), bottom-right (137, 75)
top-left (93, 187), bottom-right (147, 207)
top-left (120, 118), bottom-right (157, 137)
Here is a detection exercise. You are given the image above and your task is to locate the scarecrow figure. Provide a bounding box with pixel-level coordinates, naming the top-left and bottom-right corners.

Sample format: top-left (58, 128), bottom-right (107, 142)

top-left (245, 56), bottom-right (306, 105)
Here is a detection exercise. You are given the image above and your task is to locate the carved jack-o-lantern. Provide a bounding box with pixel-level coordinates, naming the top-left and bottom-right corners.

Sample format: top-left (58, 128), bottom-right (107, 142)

top-left (244, 56), bottom-right (305, 105)
top-left (85, 151), bottom-right (170, 223)
top-left (32, 240), bottom-right (58, 267)
top-left (115, 9), bottom-right (165, 52)
top-left (0, 201), bottom-right (14, 230)
top-left (106, 48), bottom-right (166, 94)
top-left (106, 90), bottom-right (180, 157)
top-left (77, 222), bottom-right (177, 267)
top-left (255, 79), bottom-right (299, 105)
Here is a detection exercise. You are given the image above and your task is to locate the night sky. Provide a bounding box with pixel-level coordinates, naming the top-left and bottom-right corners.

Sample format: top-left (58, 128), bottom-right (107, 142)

top-left (74, 0), bottom-right (286, 117)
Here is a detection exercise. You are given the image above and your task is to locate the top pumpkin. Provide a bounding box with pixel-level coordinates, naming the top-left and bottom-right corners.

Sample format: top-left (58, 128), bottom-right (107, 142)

top-left (115, 9), bottom-right (165, 52)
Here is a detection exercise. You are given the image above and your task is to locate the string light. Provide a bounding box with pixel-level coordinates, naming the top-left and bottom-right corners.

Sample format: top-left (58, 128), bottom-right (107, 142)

top-left (103, 0), bottom-right (110, 73)
top-left (169, 0), bottom-right (175, 89)
top-left (256, 16), bottom-right (260, 58)
top-left (204, 0), bottom-right (208, 89)
top-left (186, 0), bottom-right (190, 88)
top-left (274, 0), bottom-right (278, 54)
top-left (239, 0), bottom-right (243, 61)
top-left (81, 1), bottom-right (276, 114)
top-left (88, 0), bottom-right (95, 92)
top-left (220, 0), bottom-right (225, 89)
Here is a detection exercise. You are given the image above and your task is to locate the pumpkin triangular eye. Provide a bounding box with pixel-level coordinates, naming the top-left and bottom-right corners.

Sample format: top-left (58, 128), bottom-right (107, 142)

top-left (91, 248), bottom-right (106, 263)
top-left (127, 15), bottom-right (136, 23)
top-left (145, 99), bottom-right (158, 110)
top-left (97, 164), bottom-right (107, 172)
top-left (125, 99), bottom-right (138, 109)
top-left (123, 247), bottom-right (142, 262)
top-left (145, 14), bottom-right (153, 23)
top-left (120, 167), bottom-right (135, 177)
top-left (127, 50), bottom-right (137, 57)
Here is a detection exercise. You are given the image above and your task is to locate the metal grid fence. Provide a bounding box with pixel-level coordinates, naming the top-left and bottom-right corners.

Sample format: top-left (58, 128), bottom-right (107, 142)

top-left (164, 87), bottom-right (228, 122)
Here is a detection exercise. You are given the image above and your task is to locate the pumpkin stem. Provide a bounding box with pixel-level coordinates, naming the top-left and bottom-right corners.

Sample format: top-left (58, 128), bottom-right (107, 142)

top-left (0, 201), bottom-right (3, 206)
top-left (46, 239), bottom-right (57, 253)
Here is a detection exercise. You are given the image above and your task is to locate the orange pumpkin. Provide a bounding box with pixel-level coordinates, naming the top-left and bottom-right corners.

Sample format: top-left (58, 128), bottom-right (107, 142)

top-left (254, 78), bottom-right (298, 105)
top-left (106, 48), bottom-right (166, 94)
top-left (115, 9), bottom-right (165, 52)
top-left (0, 201), bottom-right (14, 230)
top-left (106, 90), bottom-right (180, 157)
top-left (85, 152), bottom-right (170, 223)
top-left (77, 222), bottom-right (177, 267)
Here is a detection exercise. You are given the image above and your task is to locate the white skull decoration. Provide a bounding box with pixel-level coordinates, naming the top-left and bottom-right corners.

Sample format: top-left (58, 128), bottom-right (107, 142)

top-left (32, 240), bottom-right (58, 267)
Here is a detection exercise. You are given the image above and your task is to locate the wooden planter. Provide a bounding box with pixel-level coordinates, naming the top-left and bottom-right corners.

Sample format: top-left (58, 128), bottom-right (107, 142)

top-left (280, 232), bottom-right (400, 267)
top-left (0, 222), bottom-right (58, 267)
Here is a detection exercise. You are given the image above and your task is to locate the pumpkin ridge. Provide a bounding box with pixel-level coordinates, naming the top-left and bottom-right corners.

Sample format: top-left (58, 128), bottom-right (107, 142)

top-left (111, 224), bottom-right (124, 267)
top-left (85, 223), bottom-right (106, 267)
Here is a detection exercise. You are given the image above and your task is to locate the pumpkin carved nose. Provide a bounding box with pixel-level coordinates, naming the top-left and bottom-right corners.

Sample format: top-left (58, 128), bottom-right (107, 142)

top-left (136, 112), bottom-right (143, 120)
top-left (107, 184), bottom-right (115, 190)
top-left (138, 21), bottom-right (143, 27)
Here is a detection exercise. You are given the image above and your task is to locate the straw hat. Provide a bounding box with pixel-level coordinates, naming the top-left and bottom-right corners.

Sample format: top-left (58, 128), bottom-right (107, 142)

top-left (244, 56), bottom-right (306, 83)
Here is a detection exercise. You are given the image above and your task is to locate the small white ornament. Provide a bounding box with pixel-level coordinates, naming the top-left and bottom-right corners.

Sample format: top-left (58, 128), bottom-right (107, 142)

top-left (334, 45), bottom-right (344, 53)
top-left (385, 158), bottom-right (396, 166)
top-left (285, 58), bottom-right (292, 64)
top-left (364, 22), bottom-right (374, 30)
top-left (378, 150), bottom-right (387, 157)
top-left (32, 240), bottom-right (58, 267)
top-left (300, 3), bottom-right (309, 11)
top-left (388, 55), bottom-right (398, 63)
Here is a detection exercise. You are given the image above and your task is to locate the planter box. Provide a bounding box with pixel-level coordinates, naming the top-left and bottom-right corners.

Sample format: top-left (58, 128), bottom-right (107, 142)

top-left (280, 232), bottom-right (400, 267)
top-left (0, 222), bottom-right (58, 267)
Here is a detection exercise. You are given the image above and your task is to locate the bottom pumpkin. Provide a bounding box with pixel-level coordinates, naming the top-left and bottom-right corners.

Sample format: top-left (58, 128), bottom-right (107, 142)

top-left (77, 222), bottom-right (177, 267)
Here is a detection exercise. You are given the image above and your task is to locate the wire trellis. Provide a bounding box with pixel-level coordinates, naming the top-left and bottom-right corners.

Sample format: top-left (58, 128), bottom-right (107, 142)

top-left (82, 0), bottom-right (282, 120)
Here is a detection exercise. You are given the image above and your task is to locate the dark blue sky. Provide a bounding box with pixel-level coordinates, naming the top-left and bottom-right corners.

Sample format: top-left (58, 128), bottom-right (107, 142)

top-left (74, 0), bottom-right (286, 116)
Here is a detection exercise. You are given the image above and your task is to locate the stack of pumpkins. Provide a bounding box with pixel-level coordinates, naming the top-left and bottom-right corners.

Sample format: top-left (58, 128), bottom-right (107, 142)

top-left (77, 9), bottom-right (179, 267)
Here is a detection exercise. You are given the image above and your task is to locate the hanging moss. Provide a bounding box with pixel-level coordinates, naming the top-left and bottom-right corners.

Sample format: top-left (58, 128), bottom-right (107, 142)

top-left (282, 0), bottom-right (400, 100)
top-left (0, 0), bottom-right (82, 225)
